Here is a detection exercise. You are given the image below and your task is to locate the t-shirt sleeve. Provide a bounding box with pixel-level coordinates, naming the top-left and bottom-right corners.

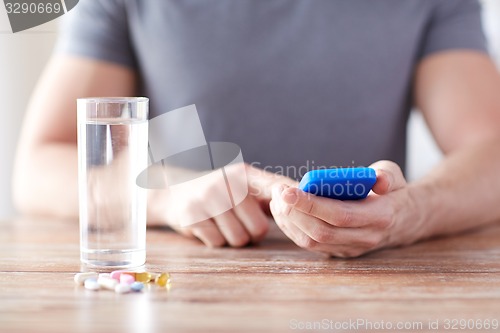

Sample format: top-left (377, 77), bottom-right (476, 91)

top-left (55, 0), bottom-right (136, 68)
top-left (420, 0), bottom-right (488, 59)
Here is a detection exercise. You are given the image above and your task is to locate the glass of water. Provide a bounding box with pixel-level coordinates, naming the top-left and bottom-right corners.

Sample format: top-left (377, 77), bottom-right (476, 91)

top-left (77, 97), bottom-right (149, 267)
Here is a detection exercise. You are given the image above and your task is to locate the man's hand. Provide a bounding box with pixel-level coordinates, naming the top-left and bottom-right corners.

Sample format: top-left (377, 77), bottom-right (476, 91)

top-left (270, 161), bottom-right (425, 257)
top-left (150, 163), bottom-right (296, 248)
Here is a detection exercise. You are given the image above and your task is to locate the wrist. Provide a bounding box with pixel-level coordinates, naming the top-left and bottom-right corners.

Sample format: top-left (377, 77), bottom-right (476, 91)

top-left (147, 189), bottom-right (169, 225)
top-left (405, 180), bottom-right (441, 241)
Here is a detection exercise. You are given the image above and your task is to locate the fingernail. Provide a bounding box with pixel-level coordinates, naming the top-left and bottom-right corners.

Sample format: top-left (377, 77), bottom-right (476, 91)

top-left (282, 189), bottom-right (298, 205)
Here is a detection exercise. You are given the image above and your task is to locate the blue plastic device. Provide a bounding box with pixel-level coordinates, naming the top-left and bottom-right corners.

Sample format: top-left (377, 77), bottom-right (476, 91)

top-left (298, 167), bottom-right (377, 200)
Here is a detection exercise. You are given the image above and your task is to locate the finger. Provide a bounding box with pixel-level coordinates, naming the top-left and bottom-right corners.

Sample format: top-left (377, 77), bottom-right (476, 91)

top-left (278, 185), bottom-right (392, 228)
top-left (269, 200), bottom-right (295, 240)
top-left (271, 200), bottom-right (368, 257)
top-left (171, 224), bottom-right (194, 238)
top-left (270, 199), bottom-right (320, 250)
top-left (190, 219), bottom-right (226, 247)
top-left (369, 160), bottom-right (406, 195)
top-left (213, 210), bottom-right (251, 247)
top-left (285, 204), bottom-right (383, 248)
top-left (233, 196), bottom-right (269, 243)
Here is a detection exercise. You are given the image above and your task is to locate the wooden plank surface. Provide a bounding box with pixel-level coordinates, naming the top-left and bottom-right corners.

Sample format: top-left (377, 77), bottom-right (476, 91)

top-left (1, 217), bottom-right (500, 332)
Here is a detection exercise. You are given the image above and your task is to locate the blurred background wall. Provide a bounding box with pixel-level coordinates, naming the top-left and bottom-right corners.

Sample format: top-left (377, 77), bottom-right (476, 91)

top-left (0, 1), bottom-right (499, 219)
top-left (0, 9), bottom-right (58, 219)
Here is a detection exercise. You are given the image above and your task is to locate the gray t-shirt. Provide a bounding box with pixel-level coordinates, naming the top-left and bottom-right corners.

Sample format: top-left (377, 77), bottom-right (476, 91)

top-left (57, 0), bottom-right (487, 178)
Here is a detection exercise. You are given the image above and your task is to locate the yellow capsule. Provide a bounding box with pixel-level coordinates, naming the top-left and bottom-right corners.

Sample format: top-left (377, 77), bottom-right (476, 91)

top-left (155, 273), bottom-right (171, 287)
top-left (149, 272), bottom-right (160, 279)
top-left (134, 272), bottom-right (153, 283)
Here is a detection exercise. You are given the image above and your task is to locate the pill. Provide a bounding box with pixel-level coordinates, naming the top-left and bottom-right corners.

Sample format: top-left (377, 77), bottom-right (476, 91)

top-left (135, 272), bottom-right (153, 283)
top-left (120, 273), bottom-right (135, 285)
top-left (114, 283), bottom-right (131, 294)
top-left (99, 273), bottom-right (112, 279)
top-left (109, 271), bottom-right (154, 282)
top-left (130, 282), bottom-right (144, 292)
top-left (155, 273), bottom-right (171, 287)
top-left (74, 272), bottom-right (98, 285)
top-left (84, 278), bottom-right (100, 291)
top-left (98, 276), bottom-right (118, 290)
top-left (110, 271), bottom-right (125, 281)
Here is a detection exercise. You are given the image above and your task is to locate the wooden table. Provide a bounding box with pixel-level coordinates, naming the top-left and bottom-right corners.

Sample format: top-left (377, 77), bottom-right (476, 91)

top-left (1, 217), bottom-right (500, 333)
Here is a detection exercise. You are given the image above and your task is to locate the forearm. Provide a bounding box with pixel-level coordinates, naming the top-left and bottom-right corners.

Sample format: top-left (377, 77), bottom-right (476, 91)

top-left (13, 143), bottom-right (79, 218)
top-left (410, 136), bottom-right (500, 240)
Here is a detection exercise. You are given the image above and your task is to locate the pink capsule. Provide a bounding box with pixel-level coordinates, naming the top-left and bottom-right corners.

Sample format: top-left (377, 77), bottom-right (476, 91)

top-left (120, 273), bottom-right (135, 285)
top-left (110, 270), bottom-right (126, 281)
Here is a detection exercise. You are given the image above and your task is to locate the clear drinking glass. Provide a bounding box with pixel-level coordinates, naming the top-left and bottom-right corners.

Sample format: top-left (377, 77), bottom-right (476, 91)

top-left (77, 97), bottom-right (149, 267)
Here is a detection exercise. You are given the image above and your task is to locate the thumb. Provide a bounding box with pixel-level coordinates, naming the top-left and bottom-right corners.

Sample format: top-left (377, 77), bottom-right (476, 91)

top-left (369, 160), bottom-right (407, 195)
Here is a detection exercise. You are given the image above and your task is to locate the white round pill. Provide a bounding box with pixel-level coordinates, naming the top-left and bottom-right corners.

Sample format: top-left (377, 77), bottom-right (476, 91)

top-left (84, 278), bottom-right (100, 291)
top-left (115, 283), bottom-right (132, 294)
